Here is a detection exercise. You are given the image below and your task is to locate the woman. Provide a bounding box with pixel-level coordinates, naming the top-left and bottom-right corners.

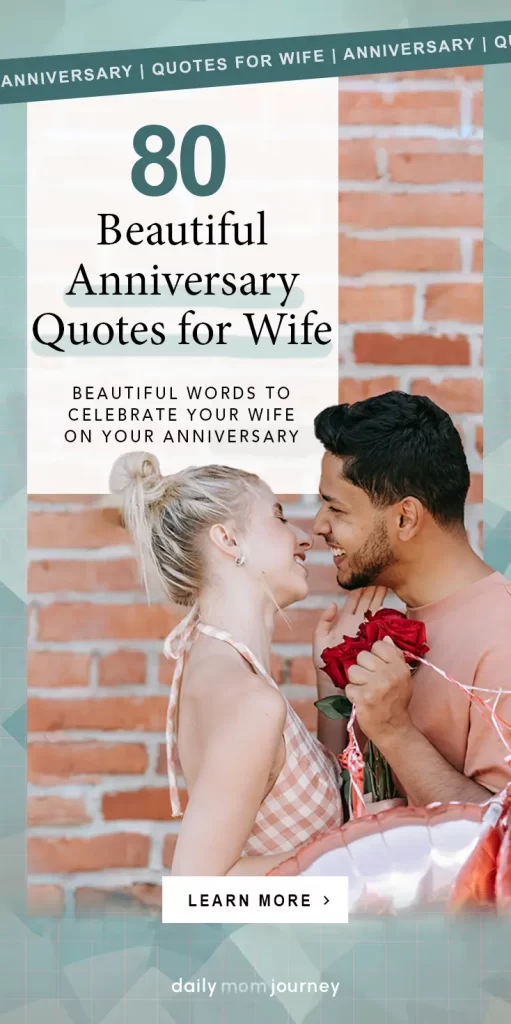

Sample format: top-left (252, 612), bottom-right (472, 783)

top-left (109, 451), bottom-right (384, 875)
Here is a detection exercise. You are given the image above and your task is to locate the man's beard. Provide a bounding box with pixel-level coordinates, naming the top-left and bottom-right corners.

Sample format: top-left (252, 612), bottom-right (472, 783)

top-left (337, 518), bottom-right (395, 591)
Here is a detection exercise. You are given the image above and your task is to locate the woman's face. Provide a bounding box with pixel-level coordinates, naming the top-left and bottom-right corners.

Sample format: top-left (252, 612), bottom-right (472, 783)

top-left (242, 487), bottom-right (312, 607)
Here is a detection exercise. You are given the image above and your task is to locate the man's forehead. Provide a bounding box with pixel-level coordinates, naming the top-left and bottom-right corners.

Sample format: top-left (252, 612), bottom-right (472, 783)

top-left (319, 455), bottom-right (366, 503)
top-left (320, 451), bottom-right (346, 482)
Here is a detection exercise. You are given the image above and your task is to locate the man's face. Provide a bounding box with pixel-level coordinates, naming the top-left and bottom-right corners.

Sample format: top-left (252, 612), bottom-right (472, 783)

top-left (314, 452), bottom-right (397, 590)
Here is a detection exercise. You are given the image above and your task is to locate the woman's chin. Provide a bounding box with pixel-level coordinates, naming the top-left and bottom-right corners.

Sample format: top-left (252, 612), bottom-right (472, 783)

top-left (284, 578), bottom-right (310, 606)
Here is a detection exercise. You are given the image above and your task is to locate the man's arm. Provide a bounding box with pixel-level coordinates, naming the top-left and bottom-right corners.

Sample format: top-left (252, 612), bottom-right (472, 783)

top-left (375, 719), bottom-right (491, 806)
top-left (345, 638), bottom-right (493, 807)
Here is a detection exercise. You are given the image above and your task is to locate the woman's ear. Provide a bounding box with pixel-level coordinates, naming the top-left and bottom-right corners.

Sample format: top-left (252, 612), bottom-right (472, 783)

top-left (208, 521), bottom-right (241, 562)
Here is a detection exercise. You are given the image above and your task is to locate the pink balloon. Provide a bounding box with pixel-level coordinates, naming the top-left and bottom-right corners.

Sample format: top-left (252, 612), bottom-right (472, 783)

top-left (267, 785), bottom-right (511, 915)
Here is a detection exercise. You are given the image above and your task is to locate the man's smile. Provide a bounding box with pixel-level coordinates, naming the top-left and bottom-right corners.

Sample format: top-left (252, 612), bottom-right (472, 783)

top-left (328, 544), bottom-right (348, 568)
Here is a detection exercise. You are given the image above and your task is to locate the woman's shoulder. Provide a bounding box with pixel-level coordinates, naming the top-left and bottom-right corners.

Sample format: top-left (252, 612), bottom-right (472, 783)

top-left (185, 637), bottom-right (287, 719)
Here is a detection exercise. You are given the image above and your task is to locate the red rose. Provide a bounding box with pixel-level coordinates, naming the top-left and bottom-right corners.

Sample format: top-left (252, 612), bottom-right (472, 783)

top-left (321, 608), bottom-right (428, 690)
top-left (321, 637), bottom-right (367, 689)
top-left (360, 609), bottom-right (429, 659)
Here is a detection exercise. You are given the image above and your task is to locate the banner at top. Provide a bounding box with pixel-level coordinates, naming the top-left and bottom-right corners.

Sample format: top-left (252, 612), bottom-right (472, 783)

top-left (2, 20), bottom-right (511, 104)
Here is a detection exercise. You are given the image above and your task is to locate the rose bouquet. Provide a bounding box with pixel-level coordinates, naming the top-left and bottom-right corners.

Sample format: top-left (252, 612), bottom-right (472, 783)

top-left (315, 608), bottom-right (429, 809)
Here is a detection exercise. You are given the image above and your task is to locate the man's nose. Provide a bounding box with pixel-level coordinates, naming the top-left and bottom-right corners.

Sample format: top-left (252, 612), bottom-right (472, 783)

top-left (312, 507), bottom-right (327, 535)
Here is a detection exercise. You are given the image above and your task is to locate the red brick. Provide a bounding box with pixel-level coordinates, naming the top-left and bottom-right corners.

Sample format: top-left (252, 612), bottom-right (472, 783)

top-left (27, 651), bottom-right (91, 688)
top-left (162, 834), bottom-right (178, 867)
top-left (338, 377), bottom-right (399, 404)
top-left (338, 139), bottom-right (378, 179)
top-left (476, 425), bottom-right (483, 458)
top-left (425, 284), bottom-right (482, 323)
top-left (74, 884), bottom-right (162, 914)
top-left (339, 192), bottom-right (482, 229)
top-left (28, 742), bottom-right (148, 783)
top-left (304, 564), bottom-right (337, 593)
top-left (472, 240), bottom-right (483, 272)
top-left (472, 91), bottom-right (483, 128)
top-left (27, 885), bottom-right (65, 916)
top-left (273, 610), bottom-right (321, 644)
top-left (102, 786), bottom-right (186, 820)
top-left (28, 796), bottom-right (91, 826)
top-left (339, 91), bottom-right (459, 127)
top-left (339, 235), bottom-right (460, 275)
top-left (290, 699), bottom-right (317, 731)
top-left (339, 286), bottom-right (414, 323)
top-left (410, 378), bottom-right (482, 414)
top-left (468, 474), bottom-right (483, 504)
top-left (289, 657), bottom-right (316, 687)
top-left (354, 332), bottom-right (470, 366)
top-left (28, 559), bottom-right (140, 593)
top-left (270, 655), bottom-right (283, 684)
top-left (37, 603), bottom-right (179, 641)
top-left (28, 509), bottom-right (127, 548)
top-left (388, 151), bottom-right (482, 184)
top-left (157, 744), bottom-right (167, 774)
top-left (276, 494), bottom-right (301, 504)
top-left (99, 651), bottom-right (146, 686)
top-left (28, 834), bottom-right (150, 873)
top-left (28, 697), bottom-right (167, 733)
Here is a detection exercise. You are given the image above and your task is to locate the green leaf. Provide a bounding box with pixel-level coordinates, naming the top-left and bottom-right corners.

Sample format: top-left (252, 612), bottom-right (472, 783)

top-left (314, 694), bottom-right (353, 719)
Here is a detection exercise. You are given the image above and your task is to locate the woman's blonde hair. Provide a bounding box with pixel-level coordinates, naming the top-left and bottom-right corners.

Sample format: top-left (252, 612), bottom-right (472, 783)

top-left (109, 452), bottom-right (263, 606)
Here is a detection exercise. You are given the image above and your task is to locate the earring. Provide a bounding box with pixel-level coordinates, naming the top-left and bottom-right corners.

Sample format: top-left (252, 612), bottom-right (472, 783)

top-left (234, 555), bottom-right (245, 567)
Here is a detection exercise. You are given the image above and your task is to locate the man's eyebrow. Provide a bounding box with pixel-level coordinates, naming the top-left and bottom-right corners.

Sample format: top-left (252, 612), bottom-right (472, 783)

top-left (320, 492), bottom-right (348, 509)
top-left (274, 502), bottom-right (284, 514)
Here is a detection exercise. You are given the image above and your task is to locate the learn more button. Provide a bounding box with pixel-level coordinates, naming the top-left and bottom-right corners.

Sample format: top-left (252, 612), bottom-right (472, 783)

top-left (162, 877), bottom-right (348, 924)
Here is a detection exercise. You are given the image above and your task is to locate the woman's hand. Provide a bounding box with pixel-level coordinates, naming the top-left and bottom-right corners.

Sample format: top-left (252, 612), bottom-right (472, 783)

top-left (313, 588), bottom-right (387, 759)
top-left (313, 587), bottom-right (388, 677)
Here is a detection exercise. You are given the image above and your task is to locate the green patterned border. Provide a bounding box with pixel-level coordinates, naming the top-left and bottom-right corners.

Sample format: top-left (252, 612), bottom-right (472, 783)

top-left (1, 4), bottom-right (511, 1021)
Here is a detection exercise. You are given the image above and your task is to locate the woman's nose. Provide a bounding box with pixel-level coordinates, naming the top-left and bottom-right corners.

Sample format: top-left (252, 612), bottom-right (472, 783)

top-left (296, 526), bottom-right (313, 551)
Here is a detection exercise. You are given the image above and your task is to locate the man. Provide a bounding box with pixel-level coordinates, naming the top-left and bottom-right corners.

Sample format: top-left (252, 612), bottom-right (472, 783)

top-left (312, 390), bottom-right (511, 806)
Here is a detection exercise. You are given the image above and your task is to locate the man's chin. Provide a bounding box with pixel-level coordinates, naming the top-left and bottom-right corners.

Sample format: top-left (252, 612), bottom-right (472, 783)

top-left (335, 570), bottom-right (358, 591)
top-left (336, 569), bottom-right (374, 591)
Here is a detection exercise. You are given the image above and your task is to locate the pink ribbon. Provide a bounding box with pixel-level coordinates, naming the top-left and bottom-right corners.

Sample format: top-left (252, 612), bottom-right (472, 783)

top-left (339, 704), bottom-right (366, 818)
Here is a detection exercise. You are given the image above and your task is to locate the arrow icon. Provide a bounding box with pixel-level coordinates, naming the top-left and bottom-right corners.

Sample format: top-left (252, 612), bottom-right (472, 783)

top-left (323, 896), bottom-right (329, 905)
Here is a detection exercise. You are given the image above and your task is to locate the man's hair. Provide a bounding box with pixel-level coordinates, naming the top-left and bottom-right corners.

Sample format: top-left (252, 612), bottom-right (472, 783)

top-left (314, 391), bottom-right (470, 526)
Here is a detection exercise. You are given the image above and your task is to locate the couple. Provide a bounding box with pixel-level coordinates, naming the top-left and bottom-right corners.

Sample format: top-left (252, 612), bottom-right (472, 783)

top-left (110, 391), bottom-right (511, 876)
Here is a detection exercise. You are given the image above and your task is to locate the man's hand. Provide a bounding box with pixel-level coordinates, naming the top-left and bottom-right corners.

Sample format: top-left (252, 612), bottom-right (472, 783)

top-left (345, 635), bottom-right (413, 743)
top-left (313, 587), bottom-right (388, 674)
top-left (344, 638), bottom-right (492, 808)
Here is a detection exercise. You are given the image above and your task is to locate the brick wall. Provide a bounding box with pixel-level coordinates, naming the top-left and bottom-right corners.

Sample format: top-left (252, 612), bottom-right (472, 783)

top-left (27, 67), bottom-right (483, 916)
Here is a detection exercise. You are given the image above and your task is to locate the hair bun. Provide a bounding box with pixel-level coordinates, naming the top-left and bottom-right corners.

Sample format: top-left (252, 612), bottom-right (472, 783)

top-left (109, 451), bottom-right (161, 497)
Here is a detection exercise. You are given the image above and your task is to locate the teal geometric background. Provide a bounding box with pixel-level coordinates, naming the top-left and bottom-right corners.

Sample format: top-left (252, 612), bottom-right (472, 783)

top-left (1, 3), bottom-right (511, 1022)
top-left (483, 62), bottom-right (511, 576)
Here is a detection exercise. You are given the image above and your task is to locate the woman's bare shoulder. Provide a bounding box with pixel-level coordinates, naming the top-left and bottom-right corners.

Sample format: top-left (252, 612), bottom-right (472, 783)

top-left (185, 637), bottom-right (286, 719)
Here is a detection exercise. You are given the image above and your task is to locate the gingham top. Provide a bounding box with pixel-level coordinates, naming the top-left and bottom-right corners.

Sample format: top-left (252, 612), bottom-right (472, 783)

top-left (164, 613), bottom-right (343, 855)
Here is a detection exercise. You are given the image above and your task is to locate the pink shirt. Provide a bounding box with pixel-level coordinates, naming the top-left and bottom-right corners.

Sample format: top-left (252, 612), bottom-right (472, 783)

top-left (407, 572), bottom-right (511, 795)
